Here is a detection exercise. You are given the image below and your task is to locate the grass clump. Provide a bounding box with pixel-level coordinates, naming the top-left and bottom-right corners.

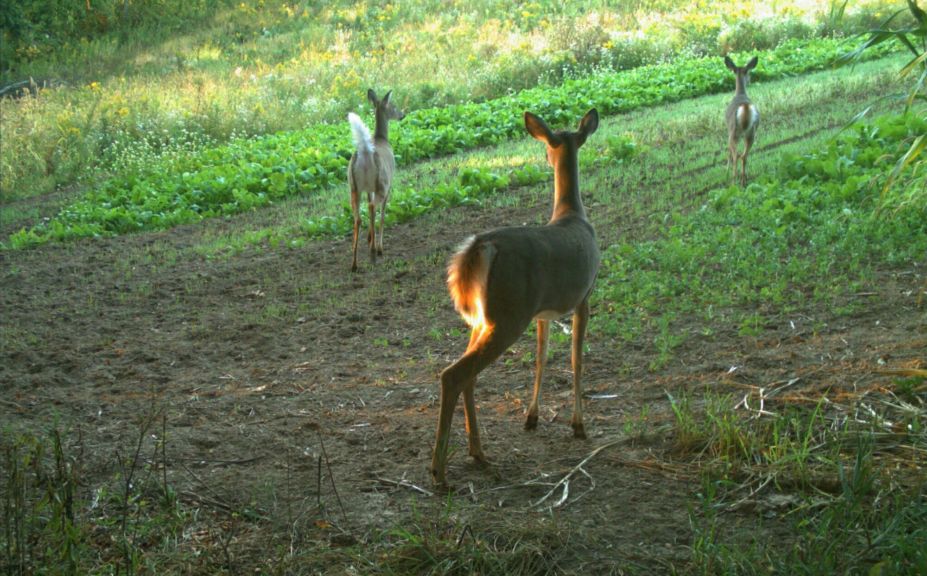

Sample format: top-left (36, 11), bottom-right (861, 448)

top-left (687, 426), bottom-right (927, 575)
top-left (2, 418), bottom-right (191, 575)
top-left (365, 515), bottom-right (567, 576)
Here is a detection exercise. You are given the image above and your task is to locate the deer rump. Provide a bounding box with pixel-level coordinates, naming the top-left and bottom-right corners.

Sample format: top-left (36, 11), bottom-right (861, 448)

top-left (447, 218), bottom-right (599, 333)
top-left (735, 103), bottom-right (759, 135)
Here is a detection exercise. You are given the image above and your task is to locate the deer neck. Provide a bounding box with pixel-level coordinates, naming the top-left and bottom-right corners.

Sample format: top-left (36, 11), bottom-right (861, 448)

top-left (734, 74), bottom-right (749, 99)
top-left (550, 150), bottom-right (586, 221)
top-left (374, 108), bottom-right (390, 142)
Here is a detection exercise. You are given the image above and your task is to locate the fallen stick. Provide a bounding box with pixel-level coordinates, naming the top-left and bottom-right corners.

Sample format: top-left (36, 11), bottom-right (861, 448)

top-left (375, 476), bottom-right (434, 497)
top-left (531, 437), bottom-right (627, 509)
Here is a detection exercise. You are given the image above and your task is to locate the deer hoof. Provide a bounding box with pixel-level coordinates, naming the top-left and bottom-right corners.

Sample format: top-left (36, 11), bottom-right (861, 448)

top-left (430, 466), bottom-right (448, 489)
top-left (572, 422), bottom-right (587, 439)
top-left (524, 413), bottom-right (539, 431)
top-left (470, 450), bottom-right (490, 467)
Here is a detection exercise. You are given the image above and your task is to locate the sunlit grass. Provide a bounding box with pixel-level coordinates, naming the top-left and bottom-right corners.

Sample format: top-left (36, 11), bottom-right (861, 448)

top-left (0, 0), bottom-right (901, 203)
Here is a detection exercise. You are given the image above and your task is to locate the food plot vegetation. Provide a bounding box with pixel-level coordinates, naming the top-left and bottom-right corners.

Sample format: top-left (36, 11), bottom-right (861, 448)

top-left (2, 1), bottom-right (926, 573)
top-left (1, 37), bottom-right (896, 248)
top-left (2, 49), bottom-right (925, 574)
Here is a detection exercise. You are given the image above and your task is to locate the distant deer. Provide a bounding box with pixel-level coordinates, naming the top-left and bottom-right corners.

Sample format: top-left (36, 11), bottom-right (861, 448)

top-left (724, 55), bottom-right (759, 187)
top-left (348, 89), bottom-right (404, 272)
top-left (431, 109), bottom-right (601, 487)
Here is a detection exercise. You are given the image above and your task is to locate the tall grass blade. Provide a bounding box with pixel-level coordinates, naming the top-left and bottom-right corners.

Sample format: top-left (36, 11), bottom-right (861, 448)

top-left (882, 133), bottom-right (926, 201)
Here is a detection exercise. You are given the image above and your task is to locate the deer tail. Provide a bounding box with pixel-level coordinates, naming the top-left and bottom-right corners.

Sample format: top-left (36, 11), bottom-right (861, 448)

top-left (347, 113), bottom-right (374, 155)
top-left (737, 103), bottom-right (755, 132)
top-left (447, 236), bottom-right (495, 329)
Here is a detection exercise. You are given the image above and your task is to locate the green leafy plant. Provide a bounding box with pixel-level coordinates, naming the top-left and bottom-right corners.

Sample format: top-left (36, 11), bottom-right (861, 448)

top-left (4, 36), bottom-right (898, 249)
top-left (839, 0), bottom-right (927, 211)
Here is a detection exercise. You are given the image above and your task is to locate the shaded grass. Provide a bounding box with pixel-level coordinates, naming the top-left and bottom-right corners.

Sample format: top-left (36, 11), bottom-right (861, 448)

top-left (678, 384), bottom-right (927, 575)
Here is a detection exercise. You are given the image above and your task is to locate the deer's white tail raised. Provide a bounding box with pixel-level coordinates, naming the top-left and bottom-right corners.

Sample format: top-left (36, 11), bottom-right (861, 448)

top-left (347, 112), bottom-right (374, 156)
top-left (347, 89), bottom-right (404, 272)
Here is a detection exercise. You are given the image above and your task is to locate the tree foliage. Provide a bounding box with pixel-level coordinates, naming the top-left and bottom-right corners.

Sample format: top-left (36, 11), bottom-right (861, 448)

top-left (1, 0), bottom-right (233, 69)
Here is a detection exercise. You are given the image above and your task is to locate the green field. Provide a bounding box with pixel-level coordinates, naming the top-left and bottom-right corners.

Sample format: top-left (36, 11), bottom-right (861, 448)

top-left (0, 0), bottom-right (898, 204)
top-left (2, 1), bottom-right (926, 574)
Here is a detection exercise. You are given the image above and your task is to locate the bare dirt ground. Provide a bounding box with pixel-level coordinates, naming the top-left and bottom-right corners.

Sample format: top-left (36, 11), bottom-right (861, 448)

top-left (2, 168), bottom-right (925, 573)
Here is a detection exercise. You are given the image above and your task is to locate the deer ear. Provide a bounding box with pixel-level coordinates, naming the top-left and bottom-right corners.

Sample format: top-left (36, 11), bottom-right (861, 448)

top-left (746, 56), bottom-right (758, 71)
top-left (524, 112), bottom-right (554, 145)
top-left (383, 90), bottom-right (392, 105)
top-left (578, 109), bottom-right (598, 140)
top-left (367, 89), bottom-right (378, 106)
top-left (724, 55), bottom-right (736, 71)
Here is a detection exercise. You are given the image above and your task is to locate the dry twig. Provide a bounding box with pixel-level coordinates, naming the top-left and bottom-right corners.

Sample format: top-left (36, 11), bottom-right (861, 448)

top-left (375, 476), bottom-right (435, 497)
top-left (531, 437), bottom-right (628, 510)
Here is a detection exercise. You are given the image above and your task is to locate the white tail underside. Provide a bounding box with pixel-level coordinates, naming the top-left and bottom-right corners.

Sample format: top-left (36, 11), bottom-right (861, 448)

top-left (737, 104), bottom-right (758, 132)
top-left (348, 112), bottom-right (374, 155)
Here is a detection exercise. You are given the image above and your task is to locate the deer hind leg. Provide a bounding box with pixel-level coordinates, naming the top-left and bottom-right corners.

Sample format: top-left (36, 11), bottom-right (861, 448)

top-left (461, 382), bottom-right (487, 463)
top-left (431, 321), bottom-right (525, 487)
top-left (741, 132), bottom-right (754, 188)
top-left (570, 298), bottom-right (590, 439)
top-left (376, 197), bottom-right (386, 256)
top-left (366, 200), bottom-right (377, 263)
top-left (461, 327), bottom-right (488, 462)
top-left (350, 179), bottom-right (361, 272)
top-left (525, 319), bottom-right (550, 430)
top-left (728, 134), bottom-right (738, 184)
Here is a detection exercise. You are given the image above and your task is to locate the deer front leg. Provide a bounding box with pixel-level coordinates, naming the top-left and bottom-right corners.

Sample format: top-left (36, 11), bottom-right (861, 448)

top-left (525, 319), bottom-right (549, 430)
top-left (570, 299), bottom-right (590, 439)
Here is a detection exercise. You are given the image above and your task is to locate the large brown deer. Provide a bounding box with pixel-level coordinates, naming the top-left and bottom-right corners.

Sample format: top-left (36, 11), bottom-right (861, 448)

top-left (431, 109), bottom-right (601, 487)
top-left (724, 55), bottom-right (759, 187)
top-left (347, 89), bottom-right (404, 272)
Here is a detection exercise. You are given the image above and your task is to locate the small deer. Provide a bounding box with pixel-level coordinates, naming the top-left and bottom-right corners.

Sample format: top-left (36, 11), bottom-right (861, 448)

top-left (431, 109), bottom-right (601, 487)
top-left (347, 89), bottom-right (404, 272)
top-left (724, 55), bottom-right (759, 187)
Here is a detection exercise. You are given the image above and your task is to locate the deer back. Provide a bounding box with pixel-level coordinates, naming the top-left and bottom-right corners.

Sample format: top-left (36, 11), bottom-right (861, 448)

top-left (481, 218), bottom-right (599, 324)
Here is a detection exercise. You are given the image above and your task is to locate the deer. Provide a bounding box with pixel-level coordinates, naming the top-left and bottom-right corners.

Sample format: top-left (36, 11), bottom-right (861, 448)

top-left (347, 89), bottom-right (405, 272)
top-left (431, 109), bottom-right (601, 488)
top-left (724, 55), bottom-right (759, 187)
